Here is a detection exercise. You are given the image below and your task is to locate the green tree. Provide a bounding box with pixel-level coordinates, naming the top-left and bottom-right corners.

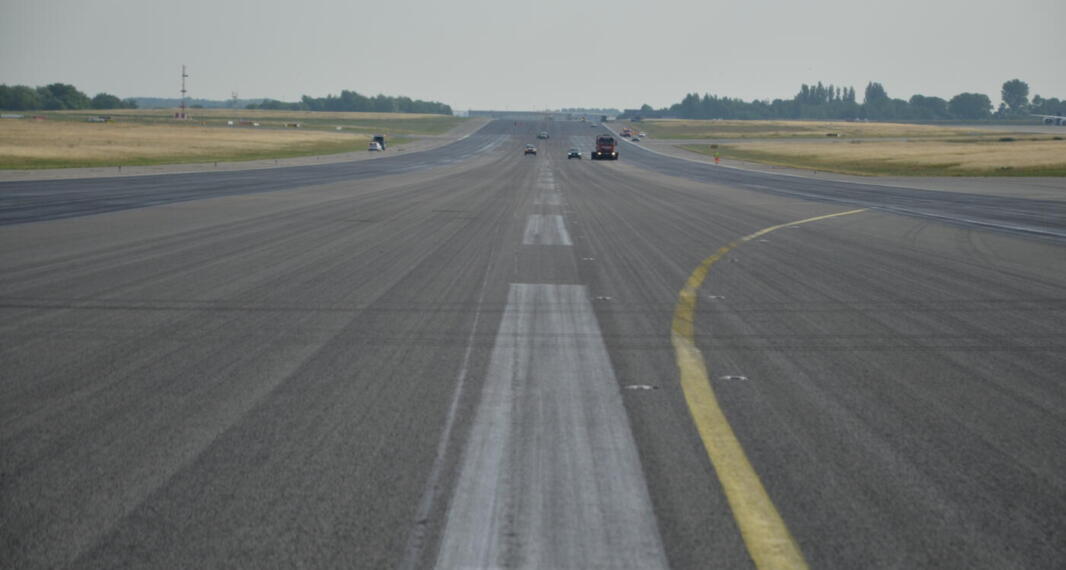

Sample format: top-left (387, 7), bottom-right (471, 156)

top-left (36, 83), bottom-right (90, 109)
top-left (18, 85), bottom-right (43, 109)
top-left (909, 94), bottom-right (950, 119)
top-left (91, 93), bottom-right (124, 109)
top-left (677, 93), bottom-right (701, 118)
top-left (863, 82), bottom-right (888, 105)
top-left (1031, 96), bottom-right (1065, 116)
top-left (948, 92), bottom-right (992, 119)
top-left (1001, 79), bottom-right (1029, 115)
top-left (246, 90), bottom-right (449, 114)
top-left (861, 82), bottom-right (894, 119)
top-left (0, 84), bottom-right (42, 110)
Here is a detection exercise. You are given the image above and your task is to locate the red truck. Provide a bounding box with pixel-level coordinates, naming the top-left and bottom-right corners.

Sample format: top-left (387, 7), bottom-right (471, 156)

top-left (591, 134), bottom-right (618, 160)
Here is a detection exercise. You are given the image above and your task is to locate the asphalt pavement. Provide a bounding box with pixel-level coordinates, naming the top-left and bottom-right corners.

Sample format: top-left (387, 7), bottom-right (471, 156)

top-left (1, 120), bottom-right (1063, 569)
top-left (611, 129), bottom-right (1066, 240)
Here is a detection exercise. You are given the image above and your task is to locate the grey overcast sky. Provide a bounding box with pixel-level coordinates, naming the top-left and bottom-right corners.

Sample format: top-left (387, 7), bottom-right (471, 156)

top-left (1, 0), bottom-right (1063, 111)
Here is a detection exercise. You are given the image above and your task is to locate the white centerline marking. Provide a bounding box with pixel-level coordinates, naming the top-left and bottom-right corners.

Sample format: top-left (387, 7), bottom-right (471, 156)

top-left (398, 247), bottom-right (498, 570)
top-left (534, 192), bottom-right (563, 206)
top-left (435, 284), bottom-right (668, 570)
top-left (522, 214), bottom-right (572, 246)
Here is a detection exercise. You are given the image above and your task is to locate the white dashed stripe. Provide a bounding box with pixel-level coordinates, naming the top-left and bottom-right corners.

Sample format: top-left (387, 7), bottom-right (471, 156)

top-left (522, 214), bottom-right (572, 246)
top-left (435, 284), bottom-right (668, 570)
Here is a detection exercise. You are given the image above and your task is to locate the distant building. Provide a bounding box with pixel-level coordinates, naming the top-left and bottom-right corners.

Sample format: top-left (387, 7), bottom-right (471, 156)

top-left (619, 109), bottom-right (677, 120)
top-left (468, 110), bottom-right (609, 122)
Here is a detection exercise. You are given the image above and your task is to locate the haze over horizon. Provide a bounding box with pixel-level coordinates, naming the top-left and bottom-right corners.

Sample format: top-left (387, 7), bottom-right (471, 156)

top-left (2, 0), bottom-right (1063, 112)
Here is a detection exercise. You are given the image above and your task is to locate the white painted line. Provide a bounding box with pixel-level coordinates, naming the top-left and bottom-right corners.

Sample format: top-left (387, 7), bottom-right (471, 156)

top-left (398, 250), bottom-right (497, 570)
top-left (522, 214), bottom-right (572, 246)
top-left (537, 176), bottom-right (556, 191)
top-left (534, 192), bottom-right (563, 206)
top-left (435, 284), bottom-right (668, 569)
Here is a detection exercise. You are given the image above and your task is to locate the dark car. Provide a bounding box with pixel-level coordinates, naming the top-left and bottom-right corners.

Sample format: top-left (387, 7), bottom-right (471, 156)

top-left (567, 148), bottom-right (582, 159)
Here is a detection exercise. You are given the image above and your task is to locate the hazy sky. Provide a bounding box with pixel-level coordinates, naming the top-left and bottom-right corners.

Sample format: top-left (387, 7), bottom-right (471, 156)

top-left (2, 0), bottom-right (1063, 111)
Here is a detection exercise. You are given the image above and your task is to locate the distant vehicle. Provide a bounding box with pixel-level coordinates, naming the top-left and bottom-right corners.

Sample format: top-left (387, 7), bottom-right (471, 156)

top-left (368, 141), bottom-right (383, 151)
top-left (631, 137), bottom-right (640, 142)
top-left (639, 132), bottom-right (647, 137)
top-left (373, 134), bottom-right (387, 149)
top-left (525, 144), bottom-right (537, 155)
top-left (567, 148), bottom-right (582, 159)
top-left (537, 131), bottom-right (550, 139)
top-left (1034, 114), bottom-right (1066, 126)
top-left (621, 127), bottom-right (633, 138)
top-left (591, 135), bottom-right (618, 160)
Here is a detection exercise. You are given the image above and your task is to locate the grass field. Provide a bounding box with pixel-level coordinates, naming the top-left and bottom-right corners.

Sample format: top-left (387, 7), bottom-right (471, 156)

top-left (0, 110), bottom-right (465, 169)
top-left (681, 137), bottom-right (1066, 176)
top-left (47, 108), bottom-right (466, 135)
top-left (629, 119), bottom-right (986, 139)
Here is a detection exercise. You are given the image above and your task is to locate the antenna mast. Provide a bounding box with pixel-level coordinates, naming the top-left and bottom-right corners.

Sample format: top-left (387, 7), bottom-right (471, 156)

top-left (178, 65), bottom-right (189, 119)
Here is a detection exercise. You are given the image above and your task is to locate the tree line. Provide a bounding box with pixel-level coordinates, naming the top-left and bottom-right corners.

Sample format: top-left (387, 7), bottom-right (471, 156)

top-left (0, 83), bottom-right (453, 115)
top-left (625, 79), bottom-right (1066, 121)
top-left (0, 83), bottom-right (138, 110)
top-left (246, 90), bottom-right (452, 115)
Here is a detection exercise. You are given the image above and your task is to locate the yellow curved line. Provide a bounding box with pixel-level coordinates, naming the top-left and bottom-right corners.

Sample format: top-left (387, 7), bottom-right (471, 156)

top-left (672, 208), bottom-right (866, 569)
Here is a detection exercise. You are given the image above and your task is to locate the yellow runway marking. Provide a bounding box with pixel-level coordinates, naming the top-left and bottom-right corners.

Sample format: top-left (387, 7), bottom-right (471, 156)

top-left (672, 208), bottom-right (866, 570)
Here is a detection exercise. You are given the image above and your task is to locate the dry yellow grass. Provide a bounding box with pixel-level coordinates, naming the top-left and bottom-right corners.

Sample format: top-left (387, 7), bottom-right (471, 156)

top-left (0, 119), bottom-right (370, 168)
top-left (635, 119), bottom-right (986, 139)
top-left (683, 138), bottom-right (1066, 176)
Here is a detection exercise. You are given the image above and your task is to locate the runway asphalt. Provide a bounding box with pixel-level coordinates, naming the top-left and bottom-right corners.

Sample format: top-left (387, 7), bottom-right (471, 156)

top-left (611, 131), bottom-right (1066, 240)
top-left (1, 120), bottom-right (1063, 569)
